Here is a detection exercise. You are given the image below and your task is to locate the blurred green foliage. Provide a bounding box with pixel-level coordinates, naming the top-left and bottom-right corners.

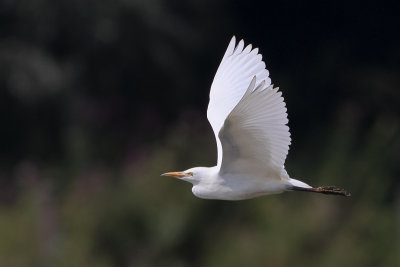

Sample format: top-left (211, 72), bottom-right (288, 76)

top-left (1, 114), bottom-right (399, 266)
top-left (0, 0), bottom-right (399, 266)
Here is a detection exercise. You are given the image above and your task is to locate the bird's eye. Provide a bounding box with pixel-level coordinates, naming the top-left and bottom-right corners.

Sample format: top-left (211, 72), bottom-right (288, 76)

top-left (187, 172), bottom-right (194, 176)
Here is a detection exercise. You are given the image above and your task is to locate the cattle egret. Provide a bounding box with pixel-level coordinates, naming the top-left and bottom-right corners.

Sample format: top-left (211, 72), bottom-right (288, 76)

top-left (162, 36), bottom-right (350, 200)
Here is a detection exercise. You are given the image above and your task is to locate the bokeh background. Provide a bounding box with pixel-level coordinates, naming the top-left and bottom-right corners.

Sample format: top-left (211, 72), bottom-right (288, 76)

top-left (1, 0), bottom-right (399, 266)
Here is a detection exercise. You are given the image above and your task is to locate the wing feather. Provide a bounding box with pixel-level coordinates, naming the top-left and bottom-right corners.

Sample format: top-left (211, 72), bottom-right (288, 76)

top-left (218, 77), bottom-right (291, 180)
top-left (207, 37), bottom-right (271, 166)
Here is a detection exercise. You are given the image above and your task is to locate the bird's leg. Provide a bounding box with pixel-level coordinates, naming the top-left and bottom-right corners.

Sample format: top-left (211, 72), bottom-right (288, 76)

top-left (292, 186), bottom-right (351, 197)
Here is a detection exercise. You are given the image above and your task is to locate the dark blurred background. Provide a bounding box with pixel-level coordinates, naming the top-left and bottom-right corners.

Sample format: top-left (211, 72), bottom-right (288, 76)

top-left (0, 0), bottom-right (399, 266)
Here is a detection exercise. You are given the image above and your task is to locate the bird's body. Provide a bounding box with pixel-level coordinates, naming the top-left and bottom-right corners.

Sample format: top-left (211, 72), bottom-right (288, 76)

top-left (186, 166), bottom-right (286, 200)
top-left (162, 36), bottom-right (350, 200)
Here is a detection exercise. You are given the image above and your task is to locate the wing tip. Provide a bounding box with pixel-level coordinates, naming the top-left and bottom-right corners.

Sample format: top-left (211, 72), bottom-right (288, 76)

top-left (230, 35), bottom-right (236, 46)
top-left (223, 36), bottom-right (237, 58)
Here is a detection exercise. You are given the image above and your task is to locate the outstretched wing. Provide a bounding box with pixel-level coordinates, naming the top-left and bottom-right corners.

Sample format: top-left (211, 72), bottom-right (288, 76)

top-left (207, 37), bottom-right (271, 166)
top-left (218, 77), bottom-right (291, 179)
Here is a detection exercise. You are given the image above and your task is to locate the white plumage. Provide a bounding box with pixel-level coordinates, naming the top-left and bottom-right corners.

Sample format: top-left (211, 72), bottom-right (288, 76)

top-left (162, 36), bottom-right (350, 200)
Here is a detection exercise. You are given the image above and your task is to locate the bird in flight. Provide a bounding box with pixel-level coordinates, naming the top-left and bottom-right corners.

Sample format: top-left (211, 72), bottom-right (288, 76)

top-left (162, 36), bottom-right (350, 200)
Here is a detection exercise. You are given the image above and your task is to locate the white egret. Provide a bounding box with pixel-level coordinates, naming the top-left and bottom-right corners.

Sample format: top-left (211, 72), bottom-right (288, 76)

top-left (162, 36), bottom-right (350, 200)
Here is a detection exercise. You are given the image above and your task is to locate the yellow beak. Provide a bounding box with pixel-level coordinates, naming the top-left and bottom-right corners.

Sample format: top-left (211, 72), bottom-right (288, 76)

top-left (161, 171), bottom-right (188, 178)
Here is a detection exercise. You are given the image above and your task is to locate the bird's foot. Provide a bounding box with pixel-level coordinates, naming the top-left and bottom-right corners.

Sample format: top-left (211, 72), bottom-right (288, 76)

top-left (313, 186), bottom-right (351, 197)
top-left (292, 185), bottom-right (351, 197)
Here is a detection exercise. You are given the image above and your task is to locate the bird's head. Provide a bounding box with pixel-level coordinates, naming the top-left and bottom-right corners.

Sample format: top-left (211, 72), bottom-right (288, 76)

top-left (161, 167), bottom-right (209, 184)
